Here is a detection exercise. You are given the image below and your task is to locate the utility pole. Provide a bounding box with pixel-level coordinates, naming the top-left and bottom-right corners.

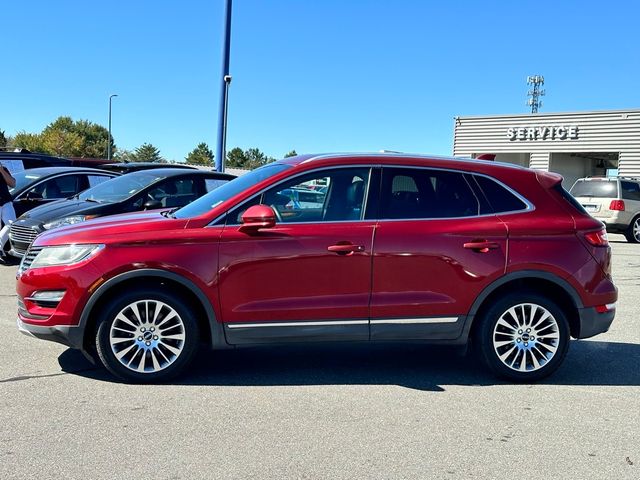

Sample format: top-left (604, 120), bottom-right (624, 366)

top-left (526, 75), bottom-right (545, 113)
top-left (107, 94), bottom-right (118, 161)
top-left (215, 0), bottom-right (233, 172)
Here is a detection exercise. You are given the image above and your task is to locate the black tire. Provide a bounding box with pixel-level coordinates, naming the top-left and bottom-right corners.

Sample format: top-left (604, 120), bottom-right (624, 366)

top-left (624, 216), bottom-right (640, 243)
top-left (474, 292), bottom-right (570, 382)
top-left (95, 288), bottom-right (200, 383)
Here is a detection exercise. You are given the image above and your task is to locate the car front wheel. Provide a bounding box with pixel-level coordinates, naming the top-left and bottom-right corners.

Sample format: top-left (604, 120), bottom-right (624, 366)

top-left (475, 293), bottom-right (570, 381)
top-left (95, 289), bottom-right (199, 382)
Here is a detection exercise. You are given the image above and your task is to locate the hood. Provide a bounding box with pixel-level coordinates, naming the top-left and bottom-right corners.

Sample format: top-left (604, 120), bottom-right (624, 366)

top-left (33, 210), bottom-right (189, 247)
top-left (19, 199), bottom-right (109, 222)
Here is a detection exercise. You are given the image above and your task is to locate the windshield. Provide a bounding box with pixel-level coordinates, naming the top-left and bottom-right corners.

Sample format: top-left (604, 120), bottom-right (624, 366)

top-left (78, 171), bottom-right (166, 203)
top-left (9, 170), bottom-right (48, 194)
top-left (174, 163), bottom-right (291, 218)
top-left (570, 179), bottom-right (618, 198)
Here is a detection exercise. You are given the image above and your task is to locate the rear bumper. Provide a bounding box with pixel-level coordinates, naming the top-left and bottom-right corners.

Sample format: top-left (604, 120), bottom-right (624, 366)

top-left (576, 306), bottom-right (615, 339)
top-left (602, 222), bottom-right (628, 233)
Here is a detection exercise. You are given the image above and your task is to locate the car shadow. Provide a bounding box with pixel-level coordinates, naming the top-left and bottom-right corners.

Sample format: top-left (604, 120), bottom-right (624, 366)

top-left (58, 339), bottom-right (640, 391)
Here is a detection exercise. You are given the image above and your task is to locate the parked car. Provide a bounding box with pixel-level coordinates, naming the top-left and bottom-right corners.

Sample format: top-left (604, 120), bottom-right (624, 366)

top-left (9, 167), bottom-right (118, 218)
top-left (99, 162), bottom-right (198, 174)
top-left (0, 148), bottom-right (111, 169)
top-left (1, 167), bottom-right (118, 256)
top-left (570, 176), bottom-right (640, 242)
top-left (9, 168), bottom-right (234, 257)
top-left (16, 153), bottom-right (617, 383)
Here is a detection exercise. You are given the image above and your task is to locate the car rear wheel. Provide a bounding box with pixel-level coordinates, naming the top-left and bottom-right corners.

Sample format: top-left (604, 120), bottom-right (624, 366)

top-left (95, 289), bottom-right (199, 382)
top-left (624, 216), bottom-right (640, 243)
top-left (475, 293), bottom-right (570, 381)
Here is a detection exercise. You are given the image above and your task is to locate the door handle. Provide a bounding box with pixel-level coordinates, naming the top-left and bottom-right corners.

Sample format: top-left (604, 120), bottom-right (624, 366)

top-left (327, 243), bottom-right (365, 254)
top-left (463, 241), bottom-right (500, 253)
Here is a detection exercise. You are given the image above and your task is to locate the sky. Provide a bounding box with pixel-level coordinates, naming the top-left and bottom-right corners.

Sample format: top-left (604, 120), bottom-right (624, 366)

top-left (1, 0), bottom-right (639, 162)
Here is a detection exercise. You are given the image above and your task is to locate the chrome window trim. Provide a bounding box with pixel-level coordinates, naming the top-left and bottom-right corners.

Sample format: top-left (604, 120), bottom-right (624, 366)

top-left (207, 164), bottom-right (534, 227)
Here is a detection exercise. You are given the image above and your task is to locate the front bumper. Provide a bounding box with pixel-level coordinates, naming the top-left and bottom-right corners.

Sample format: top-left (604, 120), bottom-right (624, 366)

top-left (576, 306), bottom-right (615, 339)
top-left (17, 317), bottom-right (84, 349)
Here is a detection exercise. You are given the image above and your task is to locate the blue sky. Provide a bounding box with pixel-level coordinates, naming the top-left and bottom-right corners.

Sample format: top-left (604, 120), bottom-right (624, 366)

top-left (2, 0), bottom-right (638, 162)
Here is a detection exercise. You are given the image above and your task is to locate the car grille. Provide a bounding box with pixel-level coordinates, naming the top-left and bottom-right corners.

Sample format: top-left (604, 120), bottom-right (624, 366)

top-left (18, 246), bottom-right (43, 275)
top-left (10, 225), bottom-right (39, 254)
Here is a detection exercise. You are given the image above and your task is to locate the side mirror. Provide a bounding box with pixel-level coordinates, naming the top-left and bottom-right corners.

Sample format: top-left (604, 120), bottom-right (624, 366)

top-left (239, 204), bottom-right (277, 233)
top-left (143, 200), bottom-right (162, 210)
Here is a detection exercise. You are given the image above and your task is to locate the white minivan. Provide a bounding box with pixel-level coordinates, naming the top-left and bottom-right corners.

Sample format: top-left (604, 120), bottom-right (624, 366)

top-left (570, 176), bottom-right (640, 242)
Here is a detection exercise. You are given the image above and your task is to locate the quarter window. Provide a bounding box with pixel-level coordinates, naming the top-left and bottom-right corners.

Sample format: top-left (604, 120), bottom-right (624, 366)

top-left (473, 175), bottom-right (528, 213)
top-left (621, 181), bottom-right (640, 201)
top-left (380, 168), bottom-right (480, 219)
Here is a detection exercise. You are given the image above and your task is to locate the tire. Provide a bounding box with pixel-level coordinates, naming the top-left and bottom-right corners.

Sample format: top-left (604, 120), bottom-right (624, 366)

top-left (474, 292), bottom-right (570, 382)
top-left (95, 288), bottom-right (200, 383)
top-left (624, 216), bottom-right (640, 243)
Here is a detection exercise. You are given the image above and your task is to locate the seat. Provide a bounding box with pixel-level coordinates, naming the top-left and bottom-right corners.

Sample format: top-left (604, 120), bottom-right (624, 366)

top-left (42, 182), bottom-right (62, 199)
top-left (160, 183), bottom-right (178, 207)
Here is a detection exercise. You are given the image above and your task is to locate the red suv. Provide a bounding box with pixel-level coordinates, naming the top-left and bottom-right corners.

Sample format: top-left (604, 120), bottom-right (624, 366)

top-left (16, 154), bottom-right (617, 382)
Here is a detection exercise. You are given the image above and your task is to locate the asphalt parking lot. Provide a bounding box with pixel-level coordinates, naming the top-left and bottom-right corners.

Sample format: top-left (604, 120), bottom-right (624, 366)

top-left (1, 235), bottom-right (638, 479)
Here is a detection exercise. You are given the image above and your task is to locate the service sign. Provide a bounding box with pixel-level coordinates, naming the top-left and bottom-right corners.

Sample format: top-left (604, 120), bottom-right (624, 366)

top-left (507, 125), bottom-right (579, 141)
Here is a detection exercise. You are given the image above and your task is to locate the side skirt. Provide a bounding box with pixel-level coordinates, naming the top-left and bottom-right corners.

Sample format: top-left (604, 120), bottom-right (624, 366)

top-left (223, 316), bottom-right (467, 345)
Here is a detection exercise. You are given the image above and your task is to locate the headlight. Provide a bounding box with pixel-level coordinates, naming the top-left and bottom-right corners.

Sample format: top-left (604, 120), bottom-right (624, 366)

top-left (30, 244), bottom-right (104, 269)
top-left (43, 215), bottom-right (97, 230)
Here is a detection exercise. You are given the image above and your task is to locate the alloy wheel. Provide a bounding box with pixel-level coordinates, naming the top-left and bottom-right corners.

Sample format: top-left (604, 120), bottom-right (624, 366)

top-left (109, 300), bottom-right (186, 373)
top-left (492, 303), bottom-right (560, 372)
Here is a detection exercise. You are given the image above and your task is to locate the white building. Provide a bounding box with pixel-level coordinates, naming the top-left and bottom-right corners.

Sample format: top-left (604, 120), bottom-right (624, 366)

top-left (453, 109), bottom-right (640, 187)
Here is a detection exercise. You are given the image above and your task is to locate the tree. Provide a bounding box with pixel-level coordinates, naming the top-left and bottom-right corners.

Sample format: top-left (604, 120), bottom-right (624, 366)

top-left (0, 130), bottom-right (7, 148)
top-left (10, 116), bottom-right (114, 158)
top-left (226, 147), bottom-right (247, 168)
top-left (134, 143), bottom-right (163, 162)
top-left (113, 148), bottom-right (137, 163)
top-left (185, 142), bottom-right (214, 166)
top-left (284, 149), bottom-right (298, 158)
top-left (226, 147), bottom-right (276, 169)
top-left (13, 131), bottom-right (45, 152)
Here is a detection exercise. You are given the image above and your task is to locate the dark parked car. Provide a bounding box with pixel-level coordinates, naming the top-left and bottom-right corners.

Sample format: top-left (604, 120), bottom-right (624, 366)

top-left (1, 148), bottom-right (110, 169)
top-left (16, 153), bottom-right (616, 383)
top-left (9, 168), bottom-right (234, 257)
top-left (99, 162), bottom-right (198, 174)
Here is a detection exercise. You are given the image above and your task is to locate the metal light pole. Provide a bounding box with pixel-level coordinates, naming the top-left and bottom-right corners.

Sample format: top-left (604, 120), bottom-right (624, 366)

top-left (215, 0), bottom-right (233, 172)
top-left (107, 94), bottom-right (118, 161)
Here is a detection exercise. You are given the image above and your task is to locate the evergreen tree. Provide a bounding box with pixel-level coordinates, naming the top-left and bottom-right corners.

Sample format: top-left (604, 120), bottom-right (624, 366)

top-left (185, 142), bottom-right (214, 166)
top-left (134, 143), bottom-right (163, 162)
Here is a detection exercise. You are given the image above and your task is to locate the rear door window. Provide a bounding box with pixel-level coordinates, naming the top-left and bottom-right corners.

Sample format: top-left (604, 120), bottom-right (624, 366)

top-left (88, 175), bottom-right (112, 188)
top-left (379, 168), bottom-right (480, 219)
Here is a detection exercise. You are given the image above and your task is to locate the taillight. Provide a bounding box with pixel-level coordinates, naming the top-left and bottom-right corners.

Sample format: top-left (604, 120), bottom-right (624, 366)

top-left (609, 200), bottom-right (625, 211)
top-left (584, 229), bottom-right (609, 247)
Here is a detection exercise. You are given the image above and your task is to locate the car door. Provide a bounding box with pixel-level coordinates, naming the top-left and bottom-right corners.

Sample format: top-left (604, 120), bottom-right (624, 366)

top-left (369, 167), bottom-right (508, 341)
top-left (218, 167), bottom-right (375, 344)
